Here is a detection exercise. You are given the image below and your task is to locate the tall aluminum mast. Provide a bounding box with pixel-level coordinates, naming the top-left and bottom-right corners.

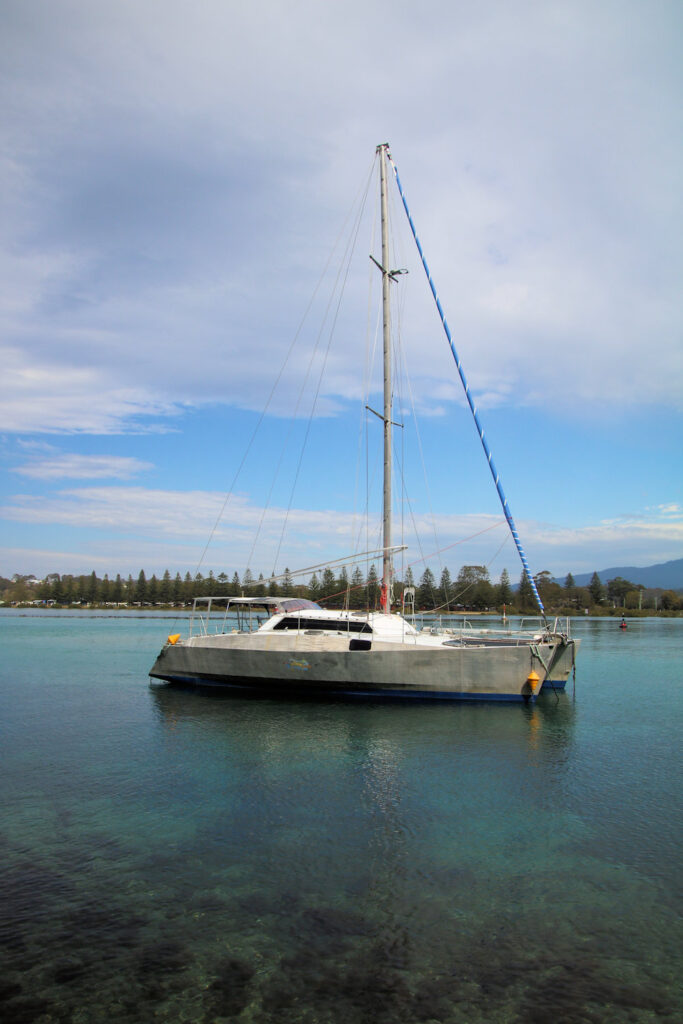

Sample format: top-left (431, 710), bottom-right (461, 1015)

top-left (378, 143), bottom-right (392, 613)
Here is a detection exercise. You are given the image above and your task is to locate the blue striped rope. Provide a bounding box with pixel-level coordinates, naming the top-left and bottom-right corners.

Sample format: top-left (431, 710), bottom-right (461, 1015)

top-left (387, 153), bottom-right (546, 618)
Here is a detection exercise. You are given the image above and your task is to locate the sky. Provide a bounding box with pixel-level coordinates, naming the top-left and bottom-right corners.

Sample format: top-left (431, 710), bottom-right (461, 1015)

top-left (1, 0), bottom-right (681, 584)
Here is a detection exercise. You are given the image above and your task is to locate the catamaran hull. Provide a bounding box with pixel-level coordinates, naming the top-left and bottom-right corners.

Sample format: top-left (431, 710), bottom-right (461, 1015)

top-left (149, 635), bottom-right (573, 702)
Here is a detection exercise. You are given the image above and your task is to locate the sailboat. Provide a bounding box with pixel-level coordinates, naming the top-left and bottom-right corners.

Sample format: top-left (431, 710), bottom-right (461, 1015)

top-left (149, 145), bottom-right (579, 701)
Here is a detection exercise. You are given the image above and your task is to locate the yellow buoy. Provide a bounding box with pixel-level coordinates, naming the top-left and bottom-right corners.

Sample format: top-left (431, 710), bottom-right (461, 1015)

top-left (527, 669), bottom-right (541, 690)
top-left (167, 634), bottom-right (181, 645)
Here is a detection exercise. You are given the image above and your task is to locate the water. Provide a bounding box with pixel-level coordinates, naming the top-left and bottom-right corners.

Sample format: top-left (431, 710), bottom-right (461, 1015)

top-left (1, 612), bottom-right (681, 1023)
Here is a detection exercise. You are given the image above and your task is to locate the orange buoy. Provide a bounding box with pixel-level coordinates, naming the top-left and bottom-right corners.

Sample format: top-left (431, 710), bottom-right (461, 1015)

top-left (527, 670), bottom-right (541, 691)
top-left (167, 634), bottom-right (181, 645)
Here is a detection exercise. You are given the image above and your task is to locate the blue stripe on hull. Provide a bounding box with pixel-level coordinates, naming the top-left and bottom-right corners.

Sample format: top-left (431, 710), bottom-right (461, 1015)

top-left (153, 674), bottom-right (536, 703)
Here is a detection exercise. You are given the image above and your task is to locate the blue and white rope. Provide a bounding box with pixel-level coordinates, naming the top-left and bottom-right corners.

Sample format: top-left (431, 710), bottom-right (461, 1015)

top-left (387, 152), bottom-right (546, 618)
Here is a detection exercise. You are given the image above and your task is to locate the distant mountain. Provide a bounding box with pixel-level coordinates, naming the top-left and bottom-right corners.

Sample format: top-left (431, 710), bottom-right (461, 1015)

top-left (556, 558), bottom-right (683, 591)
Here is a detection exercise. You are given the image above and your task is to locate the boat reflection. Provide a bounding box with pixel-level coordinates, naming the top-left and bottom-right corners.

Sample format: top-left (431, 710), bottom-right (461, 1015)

top-left (149, 682), bottom-right (576, 778)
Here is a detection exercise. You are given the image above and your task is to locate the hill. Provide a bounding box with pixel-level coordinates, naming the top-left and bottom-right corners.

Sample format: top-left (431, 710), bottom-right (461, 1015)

top-left (557, 558), bottom-right (683, 590)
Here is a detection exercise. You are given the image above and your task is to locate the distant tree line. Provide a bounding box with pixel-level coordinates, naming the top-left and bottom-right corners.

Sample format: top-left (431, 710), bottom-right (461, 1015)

top-left (2, 566), bottom-right (681, 613)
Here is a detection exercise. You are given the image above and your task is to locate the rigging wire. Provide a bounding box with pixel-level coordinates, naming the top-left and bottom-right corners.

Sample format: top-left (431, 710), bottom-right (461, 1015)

top-left (270, 165), bottom-right (375, 576)
top-left (387, 151), bottom-right (547, 623)
top-left (246, 162), bottom-right (375, 578)
top-left (193, 155), bottom-right (375, 582)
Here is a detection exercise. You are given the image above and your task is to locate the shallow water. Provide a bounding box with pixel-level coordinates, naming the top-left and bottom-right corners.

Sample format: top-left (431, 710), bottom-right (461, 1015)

top-left (1, 611), bottom-right (681, 1022)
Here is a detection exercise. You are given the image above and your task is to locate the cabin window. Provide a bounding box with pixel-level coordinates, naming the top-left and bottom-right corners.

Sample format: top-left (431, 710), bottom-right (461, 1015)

top-left (272, 617), bottom-right (372, 634)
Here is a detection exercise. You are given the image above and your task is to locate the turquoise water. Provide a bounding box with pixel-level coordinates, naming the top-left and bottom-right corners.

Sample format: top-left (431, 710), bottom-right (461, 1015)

top-left (1, 612), bottom-right (681, 1023)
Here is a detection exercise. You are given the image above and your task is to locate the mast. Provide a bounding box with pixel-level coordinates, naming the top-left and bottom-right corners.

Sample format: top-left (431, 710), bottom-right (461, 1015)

top-left (378, 143), bottom-right (392, 613)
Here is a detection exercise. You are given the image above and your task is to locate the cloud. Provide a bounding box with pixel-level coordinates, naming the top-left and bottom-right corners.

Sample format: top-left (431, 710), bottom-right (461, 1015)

top-left (0, 1), bottom-right (680, 439)
top-left (13, 453), bottom-right (153, 480)
top-left (0, 484), bottom-right (680, 579)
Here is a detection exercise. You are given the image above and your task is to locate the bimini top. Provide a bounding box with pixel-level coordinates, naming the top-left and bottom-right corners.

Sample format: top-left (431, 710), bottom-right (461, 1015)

top-left (192, 595), bottom-right (323, 614)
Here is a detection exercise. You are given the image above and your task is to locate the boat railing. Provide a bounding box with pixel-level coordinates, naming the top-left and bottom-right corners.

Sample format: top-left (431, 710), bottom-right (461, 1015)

top-left (189, 596), bottom-right (270, 638)
top-left (407, 613), bottom-right (573, 640)
top-left (189, 597), bottom-right (230, 637)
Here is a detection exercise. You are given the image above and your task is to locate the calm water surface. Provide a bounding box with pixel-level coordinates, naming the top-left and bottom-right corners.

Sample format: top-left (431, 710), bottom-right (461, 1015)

top-left (1, 612), bottom-right (681, 1023)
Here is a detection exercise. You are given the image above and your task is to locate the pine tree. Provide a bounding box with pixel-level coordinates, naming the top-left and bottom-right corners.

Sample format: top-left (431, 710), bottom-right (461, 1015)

top-left (367, 564), bottom-right (379, 608)
top-left (321, 568), bottom-right (336, 600)
top-left (498, 568), bottom-right (512, 606)
top-left (147, 574), bottom-right (159, 604)
top-left (439, 567), bottom-right (452, 608)
top-left (588, 571), bottom-right (604, 605)
top-left (136, 570), bottom-right (147, 604)
top-left (159, 569), bottom-right (172, 604)
top-left (350, 566), bottom-right (364, 609)
top-left (308, 573), bottom-right (320, 599)
top-left (418, 567), bottom-right (436, 609)
top-left (516, 571), bottom-right (536, 613)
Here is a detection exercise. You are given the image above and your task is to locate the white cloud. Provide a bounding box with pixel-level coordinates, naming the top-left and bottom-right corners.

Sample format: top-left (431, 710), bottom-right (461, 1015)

top-left (13, 453), bottom-right (153, 480)
top-left (0, 484), bottom-right (680, 579)
top-left (0, 0), bottom-right (680, 438)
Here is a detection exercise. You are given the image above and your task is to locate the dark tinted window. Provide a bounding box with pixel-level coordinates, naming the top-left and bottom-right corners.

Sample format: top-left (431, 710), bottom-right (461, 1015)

top-left (273, 617), bottom-right (372, 634)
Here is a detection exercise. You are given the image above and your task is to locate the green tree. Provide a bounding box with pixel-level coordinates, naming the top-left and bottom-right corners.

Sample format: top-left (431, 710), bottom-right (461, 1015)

top-left (320, 567), bottom-right (336, 600)
top-left (659, 590), bottom-right (680, 611)
top-left (455, 565), bottom-right (492, 610)
top-left (112, 574), bottom-right (123, 604)
top-left (336, 567), bottom-right (349, 607)
top-left (497, 568), bottom-right (513, 607)
top-left (516, 571), bottom-right (536, 613)
top-left (367, 564), bottom-right (380, 608)
top-left (588, 572), bottom-right (604, 605)
top-left (159, 569), bottom-right (172, 604)
top-left (350, 566), bottom-right (364, 609)
top-left (135, 570), bottom-right (147, 604)
top-left (607, 576), bottom-right (637, 607)
top-left (418, 567), bottom-right (436, 609)
top-left (86, 570), bottom-right (99, 604)
top-left (439, 567), bottom-right (452, 609)
top-left (147, 574), bottom-right (159, 604)
top-left (534, 570), bottom-right (562, 609)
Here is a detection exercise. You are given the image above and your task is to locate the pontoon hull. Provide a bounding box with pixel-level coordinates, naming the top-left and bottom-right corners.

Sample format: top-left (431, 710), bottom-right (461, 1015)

top-left (149, 633), bottom-right (576, 702)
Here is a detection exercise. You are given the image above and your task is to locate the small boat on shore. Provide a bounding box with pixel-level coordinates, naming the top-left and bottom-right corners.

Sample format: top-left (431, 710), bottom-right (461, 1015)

top-left (150, 145), bottom-right (579, 701)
